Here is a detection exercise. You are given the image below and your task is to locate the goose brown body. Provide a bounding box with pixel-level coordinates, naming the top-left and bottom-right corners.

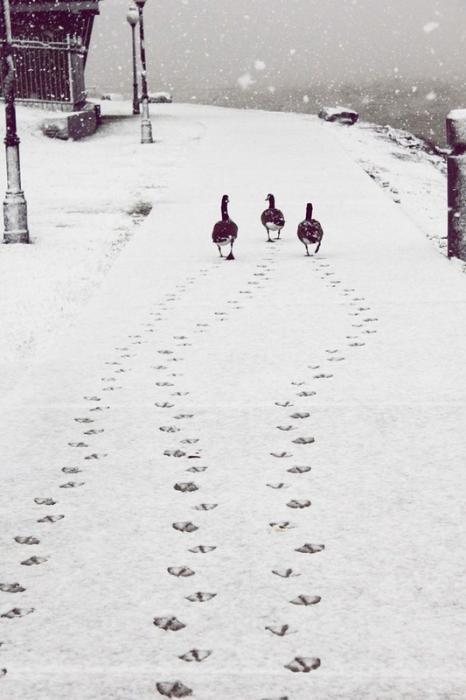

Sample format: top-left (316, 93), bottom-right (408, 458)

top-left (212, 195), bottom-right (238, 259)
top-left (297, 203), bottom-right (323, 255)
top-left (261, 194), bottom-right (285, 240)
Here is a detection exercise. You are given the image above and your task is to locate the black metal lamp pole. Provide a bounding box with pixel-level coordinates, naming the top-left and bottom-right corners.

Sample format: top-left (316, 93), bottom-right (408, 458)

top-left (126, 4), bottom-right (140, 115)
top-left (1, 0), bottom-right (28, 243)
top-left (135, 0), bottom-right (153, 143)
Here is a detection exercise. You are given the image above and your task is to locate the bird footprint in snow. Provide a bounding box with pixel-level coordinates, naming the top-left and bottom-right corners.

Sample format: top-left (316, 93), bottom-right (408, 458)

top-left (178, 649), bottom-right (212, 662)
top-left (153, 617), bottom-right (186, 632)
top-left (174, 482), bottom-right (198, 493)
top-left (185, 592), bottom-right (216, 603)
top-left (37, 515), bottom-right (64, 523)
top-left (188, 545), bottom-right (216, 554)
top-left (34, 497), bottom-right (56, 506)
top-left (172, 522), bottom-right (199, 533)
top-left (0, 583), bottom-right (25, 593)
top-left (1, 608), bottom-right (34, 619)
top-left (295, 543), bottom-right (325, 554)
top-left (269, 521), bottom-right (295, 532)
top-left (287, 465), bottom-right (311, 474)
top-left (21, 556), bottom-right (47, 566)
top-left (290, 595), bottom-right (321, 606)
top-left (287, 499), bottom-right (311, 509)
top-left (285, 657), bottom-right (321, 672)
top-left (167, 567), bottom-right (195, 578)
top-left (14, 536), bottom-right (39, 545)
top-left (155, 681), bottom-right (192, 698)
top-left (265, 624), bottom-right (293, 637)
top-left (272, 568), bottom-right (300, 578)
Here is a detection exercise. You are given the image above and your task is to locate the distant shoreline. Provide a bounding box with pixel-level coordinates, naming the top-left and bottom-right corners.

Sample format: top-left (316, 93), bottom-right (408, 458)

top-left (96, 79), bottom-right (463, 147)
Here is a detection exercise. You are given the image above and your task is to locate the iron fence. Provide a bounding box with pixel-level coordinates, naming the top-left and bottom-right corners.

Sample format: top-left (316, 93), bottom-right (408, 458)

top-left (0, 37), bottom-right (87, 109)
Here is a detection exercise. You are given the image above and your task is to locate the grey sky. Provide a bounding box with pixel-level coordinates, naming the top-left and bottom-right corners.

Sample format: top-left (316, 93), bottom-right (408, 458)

top-left (87, 0), bottom-right (466, 96)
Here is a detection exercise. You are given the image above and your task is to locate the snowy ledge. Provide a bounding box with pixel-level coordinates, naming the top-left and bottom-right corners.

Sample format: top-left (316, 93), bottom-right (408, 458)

top-left (325, 118), bottom-right (449, 259)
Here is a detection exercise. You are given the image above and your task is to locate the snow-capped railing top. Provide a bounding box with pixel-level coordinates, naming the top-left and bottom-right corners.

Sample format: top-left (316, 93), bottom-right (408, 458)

top-left (9, 1), bottom-right (101, 13)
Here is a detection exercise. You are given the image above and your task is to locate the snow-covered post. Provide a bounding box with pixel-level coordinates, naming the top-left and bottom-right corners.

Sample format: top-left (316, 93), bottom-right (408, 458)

top-left (447, 109), bottom-right (466, 260)
top-left (126, 4), bottom-right (140, 116)
top-left (1, 0), bottom-right (29, 244)
top-left (135, 0), bottom-right (153, 144)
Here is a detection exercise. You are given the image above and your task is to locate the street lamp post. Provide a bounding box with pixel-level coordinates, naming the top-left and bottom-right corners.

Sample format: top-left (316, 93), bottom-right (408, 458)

top-left (126, 4), bottom-right (140, 115)
top-left (135, 0), bottom-right (153, 144)
top-left (1, 0), bottom-right (29, 243)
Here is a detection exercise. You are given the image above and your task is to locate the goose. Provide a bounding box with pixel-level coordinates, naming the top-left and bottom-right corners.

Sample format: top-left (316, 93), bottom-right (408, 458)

top-left (261, 193), bottom-right (285, 242)
top-left (212, 195), bottom-right (238, 260)
top-left (297, 203), bottom-right (323, 256)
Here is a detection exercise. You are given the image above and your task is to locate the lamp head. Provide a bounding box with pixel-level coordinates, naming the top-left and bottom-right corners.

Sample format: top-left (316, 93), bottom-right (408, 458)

top-left (135, 0), bottom-right (147, 7)
top-left (126, 4), bottom-right (139, 25)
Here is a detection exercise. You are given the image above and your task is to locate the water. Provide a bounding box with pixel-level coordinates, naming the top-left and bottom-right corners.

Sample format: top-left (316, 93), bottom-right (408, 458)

top-left (184, 79), bottom-right (466, 148)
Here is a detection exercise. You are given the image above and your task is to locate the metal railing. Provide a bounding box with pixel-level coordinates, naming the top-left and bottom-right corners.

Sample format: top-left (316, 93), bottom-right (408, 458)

top-left (0, 36), bottom-right (87, 109)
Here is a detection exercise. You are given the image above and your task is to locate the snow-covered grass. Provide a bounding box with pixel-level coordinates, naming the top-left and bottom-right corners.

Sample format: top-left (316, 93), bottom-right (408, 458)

top-left (0, 100), bottom-right (201, 396)
top-left (328, 119), bottom-right (448, 254)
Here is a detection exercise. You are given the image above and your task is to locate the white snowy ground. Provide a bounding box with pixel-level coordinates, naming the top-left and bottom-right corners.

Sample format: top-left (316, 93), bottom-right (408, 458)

top-left (1, 104), bottom-right (466, 699)
top-left (0, 100), bottom-right (201, 396)
top-left (328, 119), bottom-right (448, 256)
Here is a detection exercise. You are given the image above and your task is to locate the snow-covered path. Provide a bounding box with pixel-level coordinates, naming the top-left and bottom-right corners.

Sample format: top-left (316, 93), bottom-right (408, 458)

top-left (1, 105), bottom-right (466, 699)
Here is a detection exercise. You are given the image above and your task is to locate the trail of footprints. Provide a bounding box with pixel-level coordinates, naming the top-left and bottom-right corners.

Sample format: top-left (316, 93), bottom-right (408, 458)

top-left (262, 254), bottom-right (379, 695)
top-left (1, 246), bottom-right (378, 698)
top-left (0, 255), bottom-right (281, 692)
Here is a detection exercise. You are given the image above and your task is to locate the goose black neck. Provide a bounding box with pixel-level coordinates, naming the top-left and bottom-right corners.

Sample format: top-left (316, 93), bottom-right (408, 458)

top-left (306, 203), bottom-right (313, 221)
top-left (221, 196), bottom-right (229, 221)
top-left (268, 195), bottom-right (275, 209)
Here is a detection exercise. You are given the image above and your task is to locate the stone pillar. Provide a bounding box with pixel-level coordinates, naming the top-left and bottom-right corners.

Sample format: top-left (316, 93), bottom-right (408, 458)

top-left (447, 109), bottom-right (466, 260)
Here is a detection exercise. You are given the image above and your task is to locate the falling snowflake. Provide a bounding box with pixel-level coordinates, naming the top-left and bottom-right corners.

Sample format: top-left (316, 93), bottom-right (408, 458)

top-left (425, 91), bottom-right (437, 101)
top-left (254, 60), bottom-right (266, 71)
top-left (237, 73), bottom-right (255, 90)
top-left (303, 94), bottom-right (310, 104)
top-left (423, 21), bottom-right (439, 34)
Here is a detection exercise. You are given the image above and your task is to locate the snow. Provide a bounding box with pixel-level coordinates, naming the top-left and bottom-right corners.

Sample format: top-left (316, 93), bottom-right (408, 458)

top-left (0, 100), bottom-right (199, 397)
top-left (328, 118), bottom-right (448, 258)
top-left (237, 72), bottom-right (255, 90)
top-left (423, 21), bottom-right (440, 34)
top-left (1, 103), bottom-right (466, 699)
